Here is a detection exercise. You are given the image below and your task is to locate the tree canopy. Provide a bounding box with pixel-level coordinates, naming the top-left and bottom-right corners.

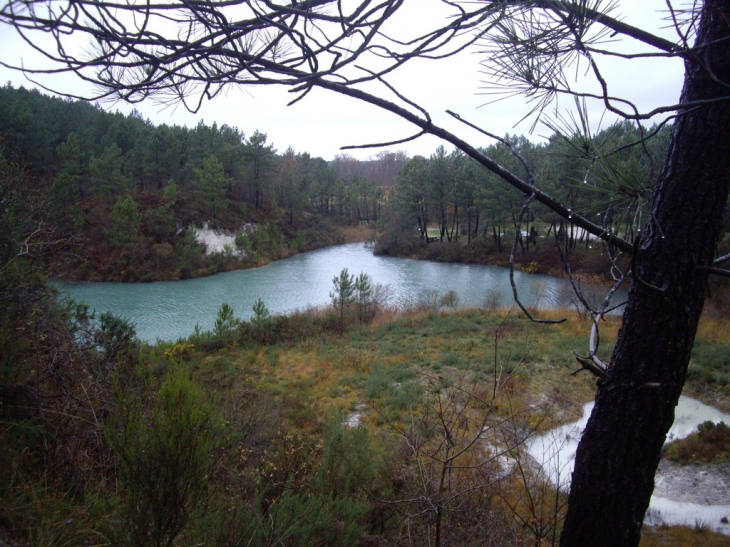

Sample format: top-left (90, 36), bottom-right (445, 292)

top-left (0, 84), bottom-right (392, 280)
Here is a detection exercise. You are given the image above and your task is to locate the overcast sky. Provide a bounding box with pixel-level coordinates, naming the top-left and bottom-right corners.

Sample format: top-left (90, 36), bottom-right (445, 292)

top-left (0, 0), bottom-right (685, 161)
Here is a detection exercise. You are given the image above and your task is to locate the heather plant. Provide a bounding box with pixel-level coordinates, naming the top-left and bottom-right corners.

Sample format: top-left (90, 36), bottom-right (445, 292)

top-left (665, 421), bottom-right (730, 464)
top-left (241, 429), bottom-right (370, 547)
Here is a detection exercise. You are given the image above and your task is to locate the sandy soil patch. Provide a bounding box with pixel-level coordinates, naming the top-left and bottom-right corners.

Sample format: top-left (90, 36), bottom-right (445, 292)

top-left (654, 460), bottom-right (730, 505)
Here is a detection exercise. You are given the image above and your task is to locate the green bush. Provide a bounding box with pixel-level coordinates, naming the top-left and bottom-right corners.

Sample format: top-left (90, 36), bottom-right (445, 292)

top-left (252, 297), bottom-right (270, 322)
top-left (439, 352), bottom-right (463, 368)
top-left (214, 302), bottom-right (241, 341)
top-left (319, 419), bottom-right (379, 499)
top-left (106, 368), bottom-right (220, 547)
top-left (365, 365), bottom-right (415, 400)
top-left (243, 491), bottom-right (369, 547)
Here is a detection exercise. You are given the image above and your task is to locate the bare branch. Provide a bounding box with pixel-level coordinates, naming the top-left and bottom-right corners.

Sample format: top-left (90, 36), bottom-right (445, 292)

top-left (340, 130), bottom-right (426, 150)
top-left (631, 233), bottom-right (669, 292)
top-left (713, 251), bottom-right (730, 265)
top-left (446, 109), bottom-right (536, 183)
top-left (315, 78), bottom-right (633, 251)
top-left (509, 195), bottom-right (566, 324)
top-left (698, 266), bottom-right (730, 278)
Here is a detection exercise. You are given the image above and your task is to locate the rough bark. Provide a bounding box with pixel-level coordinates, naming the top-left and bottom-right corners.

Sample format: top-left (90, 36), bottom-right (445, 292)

top-left (560, 2), bottom-right (730, 546)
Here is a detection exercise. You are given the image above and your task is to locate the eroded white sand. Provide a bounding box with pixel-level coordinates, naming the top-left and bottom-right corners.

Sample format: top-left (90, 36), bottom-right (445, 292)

top-left (194, 223), bottom-right (254, 255)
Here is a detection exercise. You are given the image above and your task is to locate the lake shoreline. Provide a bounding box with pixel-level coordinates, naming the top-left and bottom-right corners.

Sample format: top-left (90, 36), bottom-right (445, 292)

top-left (530, 396), bottom-right (730, 535)
top-left (50, 222), bottom-right (377, 284)
top-left (49, 225), bottom-right (619, 285)
top-left (654, 459), bottom-right (730, 505)
top-left (374, 235), bottom-right (627, 287)
top-left (49, 223), bottom-right (357, 284)
top-left (57, 242), bottom-right (627, 343)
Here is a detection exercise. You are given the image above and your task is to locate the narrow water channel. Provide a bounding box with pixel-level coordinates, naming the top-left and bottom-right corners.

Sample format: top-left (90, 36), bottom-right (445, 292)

top-left (528, 397), bottom-right (730, 534)
top-left (55, 243), bottom-right (616, 343)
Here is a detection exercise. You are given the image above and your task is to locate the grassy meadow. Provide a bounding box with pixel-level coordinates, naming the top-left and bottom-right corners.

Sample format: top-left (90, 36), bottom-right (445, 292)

top-left (3, 297), bottom-right (730, 546)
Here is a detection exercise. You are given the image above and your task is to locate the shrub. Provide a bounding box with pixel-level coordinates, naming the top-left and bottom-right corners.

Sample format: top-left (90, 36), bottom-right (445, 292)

top-left (521, 261), bottom-right (539, 274)
top-left (664, 421), bottom-right (730, 464)
top-left (214, 302), bottom-right (240, 340)
top-left (440, 290), bottom-right (460, 311)
top-left (107, 368), bottom-right (220, 547)
top-left (416, 289), bottom-right (442, 313)
top-left (481, 289), bottom-right (502, 313)
top-left (252, 297), bottom-right (270, 322)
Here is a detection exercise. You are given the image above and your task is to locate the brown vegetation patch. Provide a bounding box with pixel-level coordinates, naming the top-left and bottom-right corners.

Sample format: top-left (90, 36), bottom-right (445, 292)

top-left (641, 525), bottom-right (730, 547)
top-left (338, 222), bottom-right (376, 243)
top-left (664, 421), bottom-right (730, 465)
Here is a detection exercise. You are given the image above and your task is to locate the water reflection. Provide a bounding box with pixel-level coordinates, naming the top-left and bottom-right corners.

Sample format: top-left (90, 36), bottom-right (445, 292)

top-left (56, 243), bottom-right (624, 343)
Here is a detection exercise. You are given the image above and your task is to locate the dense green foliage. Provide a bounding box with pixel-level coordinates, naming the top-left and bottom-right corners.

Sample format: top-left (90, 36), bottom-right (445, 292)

top-left (0, 85), bottom-right (391, 281)
top-left (5, 84), bottom-right (725, 286)
top-left (378, 127), bottom-right (676, 270)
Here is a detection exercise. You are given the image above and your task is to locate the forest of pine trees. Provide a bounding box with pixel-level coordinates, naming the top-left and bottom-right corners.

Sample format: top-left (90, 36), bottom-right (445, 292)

top-left (4, 84), bottom-right (712, 284)
top-left (0, 84), bottom-right (391, 281)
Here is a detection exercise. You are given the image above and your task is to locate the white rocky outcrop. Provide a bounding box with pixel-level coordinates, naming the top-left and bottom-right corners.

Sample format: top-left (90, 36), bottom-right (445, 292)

top-left (194, 222), bottom-right (255, 256)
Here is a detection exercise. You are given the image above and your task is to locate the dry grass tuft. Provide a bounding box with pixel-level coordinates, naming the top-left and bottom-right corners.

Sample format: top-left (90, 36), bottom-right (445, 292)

top-left (697, 316), bottom-right (730, 344)
top-left (641, 524), bottom-right (730, 546)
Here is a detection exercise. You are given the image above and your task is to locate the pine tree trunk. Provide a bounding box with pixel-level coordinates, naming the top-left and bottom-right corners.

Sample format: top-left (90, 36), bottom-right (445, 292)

top-left (560, 2), bottom-right (730, 545)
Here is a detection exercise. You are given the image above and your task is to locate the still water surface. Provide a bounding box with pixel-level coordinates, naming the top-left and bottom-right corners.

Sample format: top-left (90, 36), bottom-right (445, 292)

top-left (57, 243), bottom-right (726, 530)
top-left (56, 243), bottom-right (617, 343)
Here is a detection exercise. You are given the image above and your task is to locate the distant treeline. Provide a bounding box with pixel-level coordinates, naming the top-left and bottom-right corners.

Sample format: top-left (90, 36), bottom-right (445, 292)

top-left (377, 124), bottom-right (686, 274)
top-left (5, 84), bottom-right (726, 283)
top-left (330, 150), bottom-right (410, 189)
top-left (0, 85), bottom-right (400, 280)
